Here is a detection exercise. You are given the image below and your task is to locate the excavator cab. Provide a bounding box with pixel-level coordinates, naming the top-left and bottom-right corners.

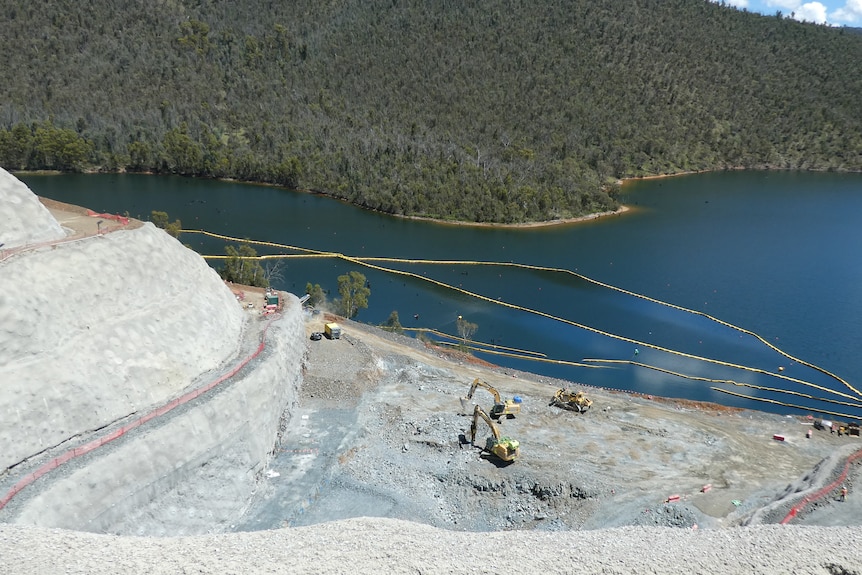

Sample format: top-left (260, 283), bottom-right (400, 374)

top-left (463, 378), bottom-right (521, 419)
top-left (550, 388), bottom-right (593, 413)
top-left (470, 405), bottom-right (520, 463)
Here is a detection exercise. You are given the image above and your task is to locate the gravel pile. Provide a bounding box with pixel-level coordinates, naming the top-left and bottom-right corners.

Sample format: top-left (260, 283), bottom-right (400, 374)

top-left (1, 519), bottom-right (859, 574)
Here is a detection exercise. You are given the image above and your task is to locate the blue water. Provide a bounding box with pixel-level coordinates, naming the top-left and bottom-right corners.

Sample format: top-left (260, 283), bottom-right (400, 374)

top-left (21, 171), bottom-right (862, 420)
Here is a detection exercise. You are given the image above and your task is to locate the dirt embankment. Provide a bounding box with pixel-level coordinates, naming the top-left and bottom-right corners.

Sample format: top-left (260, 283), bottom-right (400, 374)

top-left (2, 315), bottom-right (861, 574)
top-left (286, 317), bottom-right (862, 533)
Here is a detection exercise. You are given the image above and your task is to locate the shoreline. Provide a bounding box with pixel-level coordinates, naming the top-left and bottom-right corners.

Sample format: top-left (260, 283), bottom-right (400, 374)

top-left (16, 167), bottom-right (862, 231)
top-left (19, 171), bottom-right (632, 230)
top-left (394, 204), bottom-right (631, 229)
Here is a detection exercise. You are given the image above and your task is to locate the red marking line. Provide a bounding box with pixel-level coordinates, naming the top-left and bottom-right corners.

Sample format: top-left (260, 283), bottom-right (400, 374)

top-left (0, 315), bottom-right (281, 511)
top-left (780, 447), bottom-right (862, 524)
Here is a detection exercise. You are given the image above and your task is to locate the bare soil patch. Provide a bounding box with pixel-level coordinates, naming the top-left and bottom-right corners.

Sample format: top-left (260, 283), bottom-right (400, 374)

top-left (251, 315), bottom-right (862, 532)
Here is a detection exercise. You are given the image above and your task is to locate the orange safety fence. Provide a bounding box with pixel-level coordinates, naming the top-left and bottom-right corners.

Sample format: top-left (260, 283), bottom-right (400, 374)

top-left (0, 314), bottom-right (281, 511)
top-left (86, 209), bottom-right (130, 225)
top-left (780, 447), bottom-right (862, 524)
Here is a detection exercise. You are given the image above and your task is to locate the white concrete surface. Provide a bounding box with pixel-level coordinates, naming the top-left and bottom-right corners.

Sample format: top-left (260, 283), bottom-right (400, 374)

top-left (14, 306), bottom-right (304, 535)
top-left (0, 173), bottom-right (304, 534)
top-left (0, 168), bottom-right (65, 248)
top-left (0, 222), bottom-right (246, 472)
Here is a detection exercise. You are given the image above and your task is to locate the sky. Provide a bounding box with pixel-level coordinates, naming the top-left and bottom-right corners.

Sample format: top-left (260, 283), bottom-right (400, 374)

top-left (714, 0), bottom-right (862, 25)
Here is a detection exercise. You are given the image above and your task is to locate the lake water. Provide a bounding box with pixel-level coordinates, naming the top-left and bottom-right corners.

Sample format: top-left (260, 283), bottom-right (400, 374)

top-left (20, 171), bottom-right (862, 420)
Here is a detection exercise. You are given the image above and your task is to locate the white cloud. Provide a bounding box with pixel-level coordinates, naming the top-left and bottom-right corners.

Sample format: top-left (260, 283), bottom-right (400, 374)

top-left (793, 2), bottom-right (829, 22)
top-left (710, 0), bottom-right (749, 7)
top-left (767, 0), bottom-right (831, 22)
top-left (831, 0), bottom-right (862, 23)
top-left (766, 0), bottom-right (801, 9)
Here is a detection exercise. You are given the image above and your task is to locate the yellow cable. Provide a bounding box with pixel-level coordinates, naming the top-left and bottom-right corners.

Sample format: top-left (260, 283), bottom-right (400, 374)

top-left (711, 388), bottom-right (860, 420)
top-left (586, 359), bottom-right (859, 401)
top-left (433, 340), bottom-right (601, 368)
top-left (406, 327), bottom-right (548, 358)
top-left (589, 359), bottom-right (862, 409)
top-left (180, 229), bottom-right (861, 403)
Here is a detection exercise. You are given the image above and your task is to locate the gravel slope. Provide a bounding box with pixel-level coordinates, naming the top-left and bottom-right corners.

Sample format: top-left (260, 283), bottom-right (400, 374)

top-left (1, 519), bottom-right (859, 575)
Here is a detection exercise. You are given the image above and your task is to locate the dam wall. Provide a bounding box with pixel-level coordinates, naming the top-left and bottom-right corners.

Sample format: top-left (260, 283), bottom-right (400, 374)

top-left (0, 171), bottom-right (306, 534)
top-left (11, 300), bottom-right (304, 535)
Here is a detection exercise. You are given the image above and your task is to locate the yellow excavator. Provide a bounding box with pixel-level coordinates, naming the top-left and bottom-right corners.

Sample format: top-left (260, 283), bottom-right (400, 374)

top-left (550, 388), bottom-right (593, 413)
top-left (470, 405), bottom-right (520, 462)
top-left (461, 378), bottom-right (521, 419)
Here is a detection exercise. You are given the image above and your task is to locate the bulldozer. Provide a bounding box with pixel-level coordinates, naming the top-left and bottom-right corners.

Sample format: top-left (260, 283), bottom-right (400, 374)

top-left (550, 388), bottom-right (593, 413)
top-left (469, 405), bottom-right (520, 463)
top-left (461, 378), bottom-right (520, 419)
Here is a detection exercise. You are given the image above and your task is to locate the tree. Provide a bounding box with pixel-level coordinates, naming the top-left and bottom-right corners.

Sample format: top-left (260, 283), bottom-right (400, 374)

top-left (127, 140), bottom-right (154, 171)
top-left (150, 210), bottom-right (169, 228)
top-left (161, 123), bottom-right (203, 175)
top-left (0, 124), bottom-right (33, 169)
top-left (305, 282), bottom-right (326, 308)
top-left (150, 210), bottom-right (182, 238)
top-left (263, 259), bottom-right (285, 286)
top-left (381, 310), bottom-right (403, 334)
top-left (220, 244), bottom-right (268, 287)
top-left (31, 121), bottom-right (92, 170)
top-left (456, 315), bottom-right (478, 345)
top-left (336, 270), bottom-right (370, 318)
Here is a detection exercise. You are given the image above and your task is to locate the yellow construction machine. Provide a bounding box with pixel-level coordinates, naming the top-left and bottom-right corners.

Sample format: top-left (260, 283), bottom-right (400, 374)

top-left (461, 378), bottom-right (521, 419)
top-left (470, 405), bottom-right (520, 463)
top-left (550, 388), bottom-right (593, 413)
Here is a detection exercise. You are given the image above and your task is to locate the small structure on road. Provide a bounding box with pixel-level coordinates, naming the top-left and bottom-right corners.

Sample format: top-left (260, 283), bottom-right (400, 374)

top-left (325, 322), bottom-right (342, 339)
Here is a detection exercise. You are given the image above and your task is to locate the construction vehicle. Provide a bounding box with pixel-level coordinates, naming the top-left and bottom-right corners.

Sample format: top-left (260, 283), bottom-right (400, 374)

top-left (549, 388), bottom-right (593, 413)
top-left (324, 322), bottom-right (341, 339)
top-left (469, 405), bottom-right (520, 463)
top-left (462, 378), bottom-right (520, 419)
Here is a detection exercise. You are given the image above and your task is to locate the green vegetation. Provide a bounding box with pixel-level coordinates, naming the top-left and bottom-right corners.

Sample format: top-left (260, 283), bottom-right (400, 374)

top-left (456, 316), bottom-right (478, 346)
top-left (335, 271), bottom-right (371, 319)
top-left (219, 244), bottom-right (268, 287)
top-left (381, 311), bottom-right (404, 334)
top-left (305, 283), bottom-right (327, 308)
top-left (149, 211), bottom-right (182, 238)
top-left (1, 1), bottom-right (861, 223)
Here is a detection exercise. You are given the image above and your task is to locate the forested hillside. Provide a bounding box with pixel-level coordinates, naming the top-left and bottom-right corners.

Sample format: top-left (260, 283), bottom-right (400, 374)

top-left (1, 0), bottom-right (861, 223)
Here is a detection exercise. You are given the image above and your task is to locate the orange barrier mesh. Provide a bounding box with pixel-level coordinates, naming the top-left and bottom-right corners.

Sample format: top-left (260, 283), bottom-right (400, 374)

top-left (86, 209), bottom-right (130, 225)
top-left (780, 447), bottom-right (862, 524)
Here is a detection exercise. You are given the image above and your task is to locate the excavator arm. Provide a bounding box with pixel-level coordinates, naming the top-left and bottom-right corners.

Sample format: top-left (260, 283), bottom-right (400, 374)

top-left (465, 378), bottom-right (502, 403)
top-left (463, 378), bottom-right (520, 419)
top-left (470, 405), bottom-right (519, 462)
top-left (470, 404), bottom-right (500, 444)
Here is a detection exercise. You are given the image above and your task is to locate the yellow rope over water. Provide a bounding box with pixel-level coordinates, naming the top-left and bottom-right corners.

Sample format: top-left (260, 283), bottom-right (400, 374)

top-left (711, 387), bottom-right (860, 420)
top-left (181, 229), bottom-right (862, 406)
top-left (404, 328), bottom-right (548, 358)
top-left (586, 359), bottom-right (860, 401)
top-left (432, 341), bottom-right (602, 368)
top-left (358, 256), bottom-right (861, 399)
top-left (588, 359), bottom-right (862, 409)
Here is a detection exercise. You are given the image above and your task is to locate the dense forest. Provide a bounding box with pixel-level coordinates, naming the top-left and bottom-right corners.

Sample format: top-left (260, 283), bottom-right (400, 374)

top-left (1, 0), bottom-right (861, 223)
